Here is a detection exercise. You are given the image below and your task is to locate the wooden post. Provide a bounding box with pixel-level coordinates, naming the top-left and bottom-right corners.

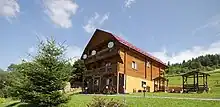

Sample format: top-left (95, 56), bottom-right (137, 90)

top-left (194, 74), bottom-right (196, 92)
top-left (92, 77), bottom-right (95, 93)
top-left (144, 58), bottom-right (147, 79)
top-left (153, 79), bottom-right (155, 92)
top-left (124, 51), bottom-right (127, 91)
top-left (203, 74), bottom-right (205, 87)
top-left (206, 75), bottom-right (208, 91)
top-left (159, 78), bottom-right (161, 91)
top-left (117, 72), bottom-right (119, 94)
top-left (197, 72), bottom-right (199, 92)
top-left (99, 76), bottom-right (101, 93)
top-left (151, 61), bottom-right (153, 81)
top-left (182, 76), bottom-right (184, 91)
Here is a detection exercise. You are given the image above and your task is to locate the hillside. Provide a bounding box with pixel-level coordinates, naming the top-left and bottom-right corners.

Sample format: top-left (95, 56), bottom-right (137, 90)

top-left (167, 54), bottom-right (220, 74)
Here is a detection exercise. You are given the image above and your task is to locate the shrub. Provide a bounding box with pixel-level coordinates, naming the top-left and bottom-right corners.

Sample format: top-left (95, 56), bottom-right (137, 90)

top-left (205, 66), bottom-right (214, 71)
top-left (87, 97), bottom-right (127, 107)
top-left (0, 98), bottom-right (6, 104)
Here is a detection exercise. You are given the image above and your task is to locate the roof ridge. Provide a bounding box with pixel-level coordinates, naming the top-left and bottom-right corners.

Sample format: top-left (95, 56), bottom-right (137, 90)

top-left (109, 33), bottom-right (166, 66)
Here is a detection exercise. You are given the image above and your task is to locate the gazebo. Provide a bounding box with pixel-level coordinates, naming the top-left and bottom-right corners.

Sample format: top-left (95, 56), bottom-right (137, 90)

top-left (153, 76), bottom-right (169, 92)
top-left (181, 70), bottom-right (210, 93)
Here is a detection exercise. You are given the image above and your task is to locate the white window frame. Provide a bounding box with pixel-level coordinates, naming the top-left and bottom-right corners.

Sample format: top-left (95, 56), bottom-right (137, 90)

top-left (147, 61), bottom-right (150, 68)
top-left (132, 61), bottom-right (137, 70)
top-left (141, 81), bottom-right (147, 88)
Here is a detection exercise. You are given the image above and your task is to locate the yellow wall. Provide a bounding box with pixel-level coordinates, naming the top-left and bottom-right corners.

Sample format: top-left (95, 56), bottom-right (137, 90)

top-left (125, 75), bottom-right (154, 93)
top-left (118, 48), bottom-right (165, 93)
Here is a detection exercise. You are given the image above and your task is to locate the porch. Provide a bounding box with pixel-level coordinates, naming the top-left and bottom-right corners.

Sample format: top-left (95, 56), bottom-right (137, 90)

top-left (83, 64), bottom-right (125, 94)
top-left (153, 76), bottom-right (169, 92)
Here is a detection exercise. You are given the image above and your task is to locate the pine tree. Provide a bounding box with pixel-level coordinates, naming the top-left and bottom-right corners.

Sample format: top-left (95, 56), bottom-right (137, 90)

top-left (16, 38), bottom-right (72, 106)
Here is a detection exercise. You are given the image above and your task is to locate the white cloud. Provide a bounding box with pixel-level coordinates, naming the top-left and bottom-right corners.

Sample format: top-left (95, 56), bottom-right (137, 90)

top-left (152, 41), bottom-right (220, 64)
top-left (65, 46), bottom-right (82, 64)
top-left (83, 12), bottom-right (110, 34)
top-left (43, 0), bottom-right (79, 28)
top-left (124, 0), bottom-right (136, 8)
top-left (192, 14), bottom-right (220, 36)
top-left (0, 0), bottom-right (20, 18)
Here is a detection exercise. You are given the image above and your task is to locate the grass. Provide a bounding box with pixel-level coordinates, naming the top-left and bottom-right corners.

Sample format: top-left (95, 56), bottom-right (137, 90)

top-left (1, 95), bottom-right (220, 107)
top-left (1, 70), bottom-right (220, 107)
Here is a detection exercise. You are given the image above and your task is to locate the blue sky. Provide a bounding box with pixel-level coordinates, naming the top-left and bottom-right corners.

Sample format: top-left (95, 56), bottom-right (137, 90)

top-left (0, 0), bottom-right (220, 69)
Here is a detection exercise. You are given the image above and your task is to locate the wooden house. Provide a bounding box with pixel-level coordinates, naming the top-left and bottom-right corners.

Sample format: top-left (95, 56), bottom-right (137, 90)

top-left (81, 29), bottom-right (168, 94)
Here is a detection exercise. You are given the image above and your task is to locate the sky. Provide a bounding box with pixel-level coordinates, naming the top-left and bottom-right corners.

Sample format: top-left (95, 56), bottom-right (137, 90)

top-left (0, 0), bottom-right (220, 69)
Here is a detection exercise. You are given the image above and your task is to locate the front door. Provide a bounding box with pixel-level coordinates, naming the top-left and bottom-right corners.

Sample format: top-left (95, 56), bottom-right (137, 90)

top-left (119, 73), bottom-right (124, 93)
top-left (94, 77), bottom-right (100, 93)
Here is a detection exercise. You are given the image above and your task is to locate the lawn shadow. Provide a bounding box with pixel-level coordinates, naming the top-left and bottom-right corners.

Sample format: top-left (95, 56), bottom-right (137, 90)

top-left (68, 92), bottom-right (81, 96)
top-left (5, 101), bottom-right (37, 107)
top-left (5, 102), bottom-right (20, 107)
top-left (17, 104), bottom-right (37, 107)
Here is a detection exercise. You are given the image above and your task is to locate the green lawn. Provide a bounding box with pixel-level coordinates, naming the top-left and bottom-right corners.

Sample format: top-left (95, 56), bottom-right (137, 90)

top-left (1, 95), bottom-right (220, 107)
top-left (1, 71), bottom-right (220, 107)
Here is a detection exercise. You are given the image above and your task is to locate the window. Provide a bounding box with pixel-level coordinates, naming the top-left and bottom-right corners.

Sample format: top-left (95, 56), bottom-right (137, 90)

top-left (141, 81), bottom-right (146, 88)
top-left (132, 61), bottom-right (137, 70)
top-left (105, 62), bottom-right (111, 67)
top-left (94, 79), bottom-right (99, 86)
top-left (106, 78), bottom-right (110, 85)
top-left (147, 61), bottom-right (150, 68)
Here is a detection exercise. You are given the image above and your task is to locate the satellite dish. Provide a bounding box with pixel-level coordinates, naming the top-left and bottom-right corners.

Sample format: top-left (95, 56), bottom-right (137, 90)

top-left (91, 50), bottom-right (96, 55)
top-left (83, 54), bottom-right (87, 59)
top-left (108, 42), bottom-right (114, 48)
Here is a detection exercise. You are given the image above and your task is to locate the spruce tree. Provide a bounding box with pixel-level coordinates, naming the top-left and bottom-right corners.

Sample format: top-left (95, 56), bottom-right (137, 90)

top-left (17, 38), bottom-right (72, 106)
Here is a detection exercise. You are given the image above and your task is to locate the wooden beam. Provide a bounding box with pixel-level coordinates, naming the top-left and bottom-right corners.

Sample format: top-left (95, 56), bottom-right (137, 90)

top-left (117, 72), bottom-right (119, 94)
top-left (194, 74), bottom-right (195, 92)
top-left (151, 61), bottom-right (153, 81)
top-left (92, 77), bottom-right (95, 93)
top-left (197, 72), bottom-right (199, 92)
top-left (203, 74), bottom-right (205, 91)
top-left (154, 79), bottom-right (155, 92)
top-left (182, 76), bottom-right (184, 90)
top-left (144, 58), bottom-right (147, 79)
top-left (99, 76), bottom-right (101, 93)
top-left (124, 50), bottom-right (127, 91)
top-left (206, 75), bottom-right (208, 89)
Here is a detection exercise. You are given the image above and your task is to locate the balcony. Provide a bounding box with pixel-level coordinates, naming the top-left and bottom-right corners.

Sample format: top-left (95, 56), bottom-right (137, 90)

top-left (84, 64), bottom-right (117, 76)
top-left (84, 48), bottom-right (118, 64)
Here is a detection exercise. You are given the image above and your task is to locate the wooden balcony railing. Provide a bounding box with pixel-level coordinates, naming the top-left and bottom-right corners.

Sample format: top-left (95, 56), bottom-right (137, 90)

top-left (84, 64), bottom-right (117, 76)
top-left (85, 48), bottom-right (118, 64)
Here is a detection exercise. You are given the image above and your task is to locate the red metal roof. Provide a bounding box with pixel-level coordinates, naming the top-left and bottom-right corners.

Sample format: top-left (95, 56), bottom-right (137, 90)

top-left (110, 33), bottom-right (167, 66)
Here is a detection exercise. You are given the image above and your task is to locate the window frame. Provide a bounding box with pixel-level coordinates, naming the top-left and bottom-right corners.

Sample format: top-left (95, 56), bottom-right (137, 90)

top-left (131, 61), bottom-right (137, 70)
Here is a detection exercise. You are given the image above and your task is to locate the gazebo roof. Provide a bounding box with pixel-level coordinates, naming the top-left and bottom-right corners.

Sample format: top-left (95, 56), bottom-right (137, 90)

top-left (181, 70), bottom-right (210, 77)
top-left (153, 76), bottom-right (168, 81)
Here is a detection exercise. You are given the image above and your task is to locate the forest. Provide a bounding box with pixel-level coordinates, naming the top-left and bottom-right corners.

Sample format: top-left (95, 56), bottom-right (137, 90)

top-left (167, 54), bottom-right (220, 74)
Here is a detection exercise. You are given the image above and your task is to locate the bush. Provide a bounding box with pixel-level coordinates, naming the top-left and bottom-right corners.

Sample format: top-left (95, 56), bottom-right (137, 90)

top-left (87, 97), bottom-right (127, 107)
top-left (204, 66), bottom-right (214, 71)
top-left (0, 98), bottom-right (6, 104)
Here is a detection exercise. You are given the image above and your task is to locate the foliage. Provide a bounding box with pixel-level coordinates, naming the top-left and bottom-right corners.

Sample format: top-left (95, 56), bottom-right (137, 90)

top-left (87, 97), bottom-right (127, 107)
top-left (0, 69), bottom-right (10, 98)
top-left (69, 59), bottom-right (86, 87)
top-left (0, 98), bottom-right (6, 104)
top-left (7, 38), bottom-right (72, 106)
top-left (167, 54), bottom-right (220, 74)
